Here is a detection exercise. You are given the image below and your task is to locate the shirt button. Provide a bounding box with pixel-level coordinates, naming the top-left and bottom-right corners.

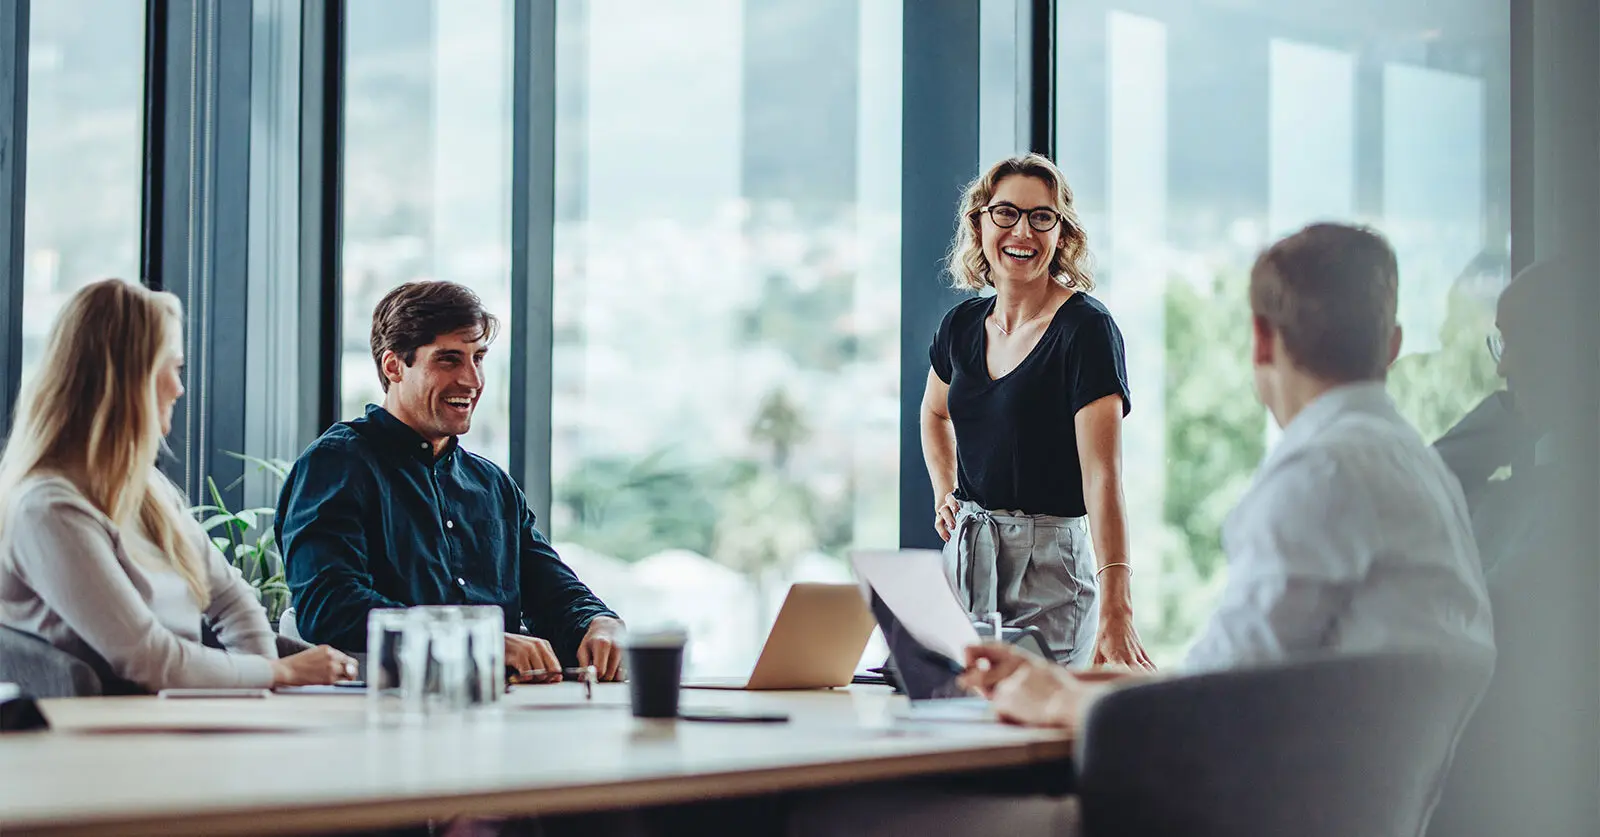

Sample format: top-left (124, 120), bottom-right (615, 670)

top-left (446, 520), bottom-right (454, 530)
top-left (456, 577), bottom-right (467, 587)
top-left (420, 442), bottom-right (428, 450)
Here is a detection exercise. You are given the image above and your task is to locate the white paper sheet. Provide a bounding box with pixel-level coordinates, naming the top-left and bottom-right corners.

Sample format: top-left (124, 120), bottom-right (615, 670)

top-left (848, 548), bottom-right (979, 663)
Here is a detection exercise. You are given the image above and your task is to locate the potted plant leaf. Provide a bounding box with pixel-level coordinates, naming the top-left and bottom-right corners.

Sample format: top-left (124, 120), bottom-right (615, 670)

top-left (191, 452), bottom-right (293, 627)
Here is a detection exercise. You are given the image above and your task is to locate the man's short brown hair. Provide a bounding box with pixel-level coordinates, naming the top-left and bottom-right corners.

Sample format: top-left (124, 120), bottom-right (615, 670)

top-left (370, 281), bottom-right (500, 391)
top-left (1250, 223), bottom-right (1399, 382)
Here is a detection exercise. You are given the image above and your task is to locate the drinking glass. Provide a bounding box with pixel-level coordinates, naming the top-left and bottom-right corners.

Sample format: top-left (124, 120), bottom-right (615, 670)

top-left (366, 608), bottom-right (415, 725)
top-left (462, 604), bottom-right (506, 709)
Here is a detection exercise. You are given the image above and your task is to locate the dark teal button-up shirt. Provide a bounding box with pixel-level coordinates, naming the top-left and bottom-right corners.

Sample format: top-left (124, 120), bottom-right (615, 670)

top-left (277, 405), bottom-right (617, 661)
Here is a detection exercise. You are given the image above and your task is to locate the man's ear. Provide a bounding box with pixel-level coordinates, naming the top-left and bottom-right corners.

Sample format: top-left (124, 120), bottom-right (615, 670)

top-left (380, 349), bottom-right (406, 386)
top-left (1251, 314), bottom-right (1275, 367)
top-left (1387, 325), bottom-right (1403, 366)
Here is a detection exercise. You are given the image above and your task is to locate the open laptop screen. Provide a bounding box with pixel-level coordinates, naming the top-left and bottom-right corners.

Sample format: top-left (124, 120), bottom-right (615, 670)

top-left (868, 591), bottom-right (972, 701)
top-left (868, 588), bottom-right (1057, 702)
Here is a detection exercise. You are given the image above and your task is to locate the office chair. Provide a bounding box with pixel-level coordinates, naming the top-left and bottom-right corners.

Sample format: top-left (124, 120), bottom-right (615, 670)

top-left (0, 625), bottom-right (103, 698)
top-left (1075, 650), bottom-right (1492, 837)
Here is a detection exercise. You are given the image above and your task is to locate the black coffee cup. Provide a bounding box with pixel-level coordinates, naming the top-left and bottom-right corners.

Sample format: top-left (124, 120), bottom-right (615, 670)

top-left (624, 629), bottom-right (687, 718)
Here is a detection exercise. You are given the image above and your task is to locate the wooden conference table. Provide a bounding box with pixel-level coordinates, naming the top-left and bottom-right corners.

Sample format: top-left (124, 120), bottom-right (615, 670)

top-left (0, 683), bottom-right (1074, 836)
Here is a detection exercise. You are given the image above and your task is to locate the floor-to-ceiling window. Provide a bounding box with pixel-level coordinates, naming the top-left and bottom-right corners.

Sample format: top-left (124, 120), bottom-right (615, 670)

top-left (1056, 0), bottom-right (1511, 664)
top-left (549, 0), bottom-right (904, 676)
top-left (341, 0), bottom-right (514, 466)
top-left (18, 0), bottom-right (146, 382)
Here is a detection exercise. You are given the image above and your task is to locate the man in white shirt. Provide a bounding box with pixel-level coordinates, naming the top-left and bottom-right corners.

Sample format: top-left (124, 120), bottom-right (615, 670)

top-left (963, 222), bottom-right (1495, 727)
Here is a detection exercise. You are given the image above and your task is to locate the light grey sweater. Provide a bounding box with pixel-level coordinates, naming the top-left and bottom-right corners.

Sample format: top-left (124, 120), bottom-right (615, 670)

top-left (0, 474), bottom-right (277, 690)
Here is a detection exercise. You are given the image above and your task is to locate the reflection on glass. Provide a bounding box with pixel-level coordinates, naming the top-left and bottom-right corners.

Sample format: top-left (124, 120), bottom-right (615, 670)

top-left (341, 0), bottom-right (513, 466)
top-left (1057, 1), bottom-right (1511, 664)
top-left (550, 0), bottom-right (903, 676)
top-left (19, 1), bottom-right (145, 382)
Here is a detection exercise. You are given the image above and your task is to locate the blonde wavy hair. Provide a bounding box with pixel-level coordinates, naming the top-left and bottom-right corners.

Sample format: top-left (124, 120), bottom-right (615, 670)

top-left (0, 279), bottom-right (210, 607)
top-left (946, 153), bottom-right (1094, 292)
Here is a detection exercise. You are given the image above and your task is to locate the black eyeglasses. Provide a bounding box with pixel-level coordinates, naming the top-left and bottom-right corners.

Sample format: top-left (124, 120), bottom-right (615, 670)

top-left (972, 203), bottom-right (1062, 232)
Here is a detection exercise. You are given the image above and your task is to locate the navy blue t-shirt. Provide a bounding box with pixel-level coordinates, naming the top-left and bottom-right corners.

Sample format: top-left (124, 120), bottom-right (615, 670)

top-left (930, 293), bottom-right (1132, 518)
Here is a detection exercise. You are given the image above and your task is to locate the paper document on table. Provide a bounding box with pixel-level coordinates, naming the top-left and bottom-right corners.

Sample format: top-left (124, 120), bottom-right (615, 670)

top-left (849, 549), bottom-right (979, 663)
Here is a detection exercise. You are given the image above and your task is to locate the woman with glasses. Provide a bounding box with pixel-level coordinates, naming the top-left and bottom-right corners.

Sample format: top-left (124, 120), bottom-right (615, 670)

top-left (922, 153), bottom-right (1152, 670)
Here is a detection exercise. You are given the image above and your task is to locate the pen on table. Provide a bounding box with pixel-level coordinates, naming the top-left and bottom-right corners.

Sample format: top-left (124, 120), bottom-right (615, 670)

top-left (508, 665), bottom-right (599, 699)
top-left (512, 666), bottom-right (597, 680)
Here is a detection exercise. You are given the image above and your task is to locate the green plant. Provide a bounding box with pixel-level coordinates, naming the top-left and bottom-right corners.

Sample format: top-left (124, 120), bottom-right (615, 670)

top-left (191, 452), bottom-right (293, 622)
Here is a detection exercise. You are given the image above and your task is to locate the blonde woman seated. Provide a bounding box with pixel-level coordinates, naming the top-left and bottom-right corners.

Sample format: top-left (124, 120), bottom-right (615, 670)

top-left (0, 279), bottom-right (356, 692)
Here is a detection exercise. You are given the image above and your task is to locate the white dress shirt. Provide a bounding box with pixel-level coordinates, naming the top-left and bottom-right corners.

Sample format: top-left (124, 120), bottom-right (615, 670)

top-left (1184, 382), bottom-right (1495, 671)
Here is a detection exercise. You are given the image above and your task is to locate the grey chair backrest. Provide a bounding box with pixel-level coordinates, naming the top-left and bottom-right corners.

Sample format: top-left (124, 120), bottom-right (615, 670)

top-left (0, 625), bottom-right (103, 698)
top-left (201, 615), bottom-right (311, 664)
top-left (275, 633), bottom-right (312, 657)
top-left (1075, 650), bottom-right (1492, 837)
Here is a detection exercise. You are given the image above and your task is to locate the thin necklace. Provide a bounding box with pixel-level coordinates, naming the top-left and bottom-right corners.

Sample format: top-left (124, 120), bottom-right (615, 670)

top-left (993, 301), bottom-right (1051, 336)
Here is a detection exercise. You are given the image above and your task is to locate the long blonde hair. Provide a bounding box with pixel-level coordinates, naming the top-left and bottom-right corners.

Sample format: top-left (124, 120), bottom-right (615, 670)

top-left (0, 279), bottom-right (210, 607)
top-left (945, 153), bottom-right (1095, 292)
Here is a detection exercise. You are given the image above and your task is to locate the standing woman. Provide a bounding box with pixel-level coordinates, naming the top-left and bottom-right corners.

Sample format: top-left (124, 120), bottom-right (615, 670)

top-left (923, 153), bottom-right (1152, 669)
top-left (0, 279), bottom-right (356, 691)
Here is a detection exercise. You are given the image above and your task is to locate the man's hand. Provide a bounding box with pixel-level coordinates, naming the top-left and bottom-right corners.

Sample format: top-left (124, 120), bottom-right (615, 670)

top-left (505, 633), bottom-right (561, 684)
top-left (577, 616), bottom-right (625, 682)
top-left (990, 658), bottom-right (1087, 729)
top-left (960, 642), bottom-right (1083, 729)
top-left (959, 641), bottom-right (1034, 693)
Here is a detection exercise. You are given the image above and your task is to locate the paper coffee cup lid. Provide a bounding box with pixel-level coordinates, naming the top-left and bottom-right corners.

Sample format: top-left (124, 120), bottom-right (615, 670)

top-left (622, 626), bottom-right (688, 648)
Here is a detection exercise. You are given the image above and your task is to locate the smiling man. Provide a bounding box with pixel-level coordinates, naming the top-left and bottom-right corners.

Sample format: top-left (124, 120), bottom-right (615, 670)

top-left (277, 281), bottom-right (624, 681)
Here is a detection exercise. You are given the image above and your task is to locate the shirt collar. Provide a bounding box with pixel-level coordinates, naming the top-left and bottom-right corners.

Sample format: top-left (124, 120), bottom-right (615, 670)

top-left (363, 404), bottom-right (459, 463)
top-left (1270, 381), bottom-right (1395, 461)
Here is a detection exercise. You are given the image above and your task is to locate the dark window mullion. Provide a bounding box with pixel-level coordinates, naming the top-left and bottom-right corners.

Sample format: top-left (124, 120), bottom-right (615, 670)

top-left (509, 0), bottom-right (558, 529)
top-left (900, 1), bottom-right (982, 549)
top-left (140, 0), bottom-right (169, 291)
top-left (301, 0), bottom-right (343, 442)
top-left (0, 0), bottom-right (28, 440)
top-left (1030, 0), bottom-right (1055, 157)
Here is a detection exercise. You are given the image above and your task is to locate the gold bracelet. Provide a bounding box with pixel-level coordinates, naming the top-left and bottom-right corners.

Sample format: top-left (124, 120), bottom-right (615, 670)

top-left (1094, 562), bottom-right (1132, 577)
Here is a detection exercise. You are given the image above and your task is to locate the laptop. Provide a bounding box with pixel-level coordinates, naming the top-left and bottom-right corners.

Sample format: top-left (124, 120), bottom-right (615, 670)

top-left (867, 591), bottom-right (978, 703)
top-left (682, 583), bottom-right (877, 691)
top-left (866, 590), bottom-right (1059, 721)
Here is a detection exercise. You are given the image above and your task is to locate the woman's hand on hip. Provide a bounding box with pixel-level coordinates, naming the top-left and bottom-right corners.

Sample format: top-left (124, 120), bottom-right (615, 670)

top-left (934, 492), bottom-right (961, 542)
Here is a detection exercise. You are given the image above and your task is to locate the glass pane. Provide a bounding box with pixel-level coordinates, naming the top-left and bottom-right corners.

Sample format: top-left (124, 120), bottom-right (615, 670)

top-left (19, 1), bottom-right (145, 382)
top-left (552, 0), bottom-right (903, 677)
top-left (341, 0), bottom-right (513, 465)
top-left (1056, 2), bottom-right (1511, 664)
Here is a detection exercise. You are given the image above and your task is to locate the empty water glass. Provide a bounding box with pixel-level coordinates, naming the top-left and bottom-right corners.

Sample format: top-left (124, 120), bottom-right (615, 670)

top-left (366, 608), bottom-right (415, 725)
top-left (402, 606), bottom-right (470, 718)
top-left (462, 604), bottom-right (506, 708)
top-left (367, 605), bottom-right (503, 724)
